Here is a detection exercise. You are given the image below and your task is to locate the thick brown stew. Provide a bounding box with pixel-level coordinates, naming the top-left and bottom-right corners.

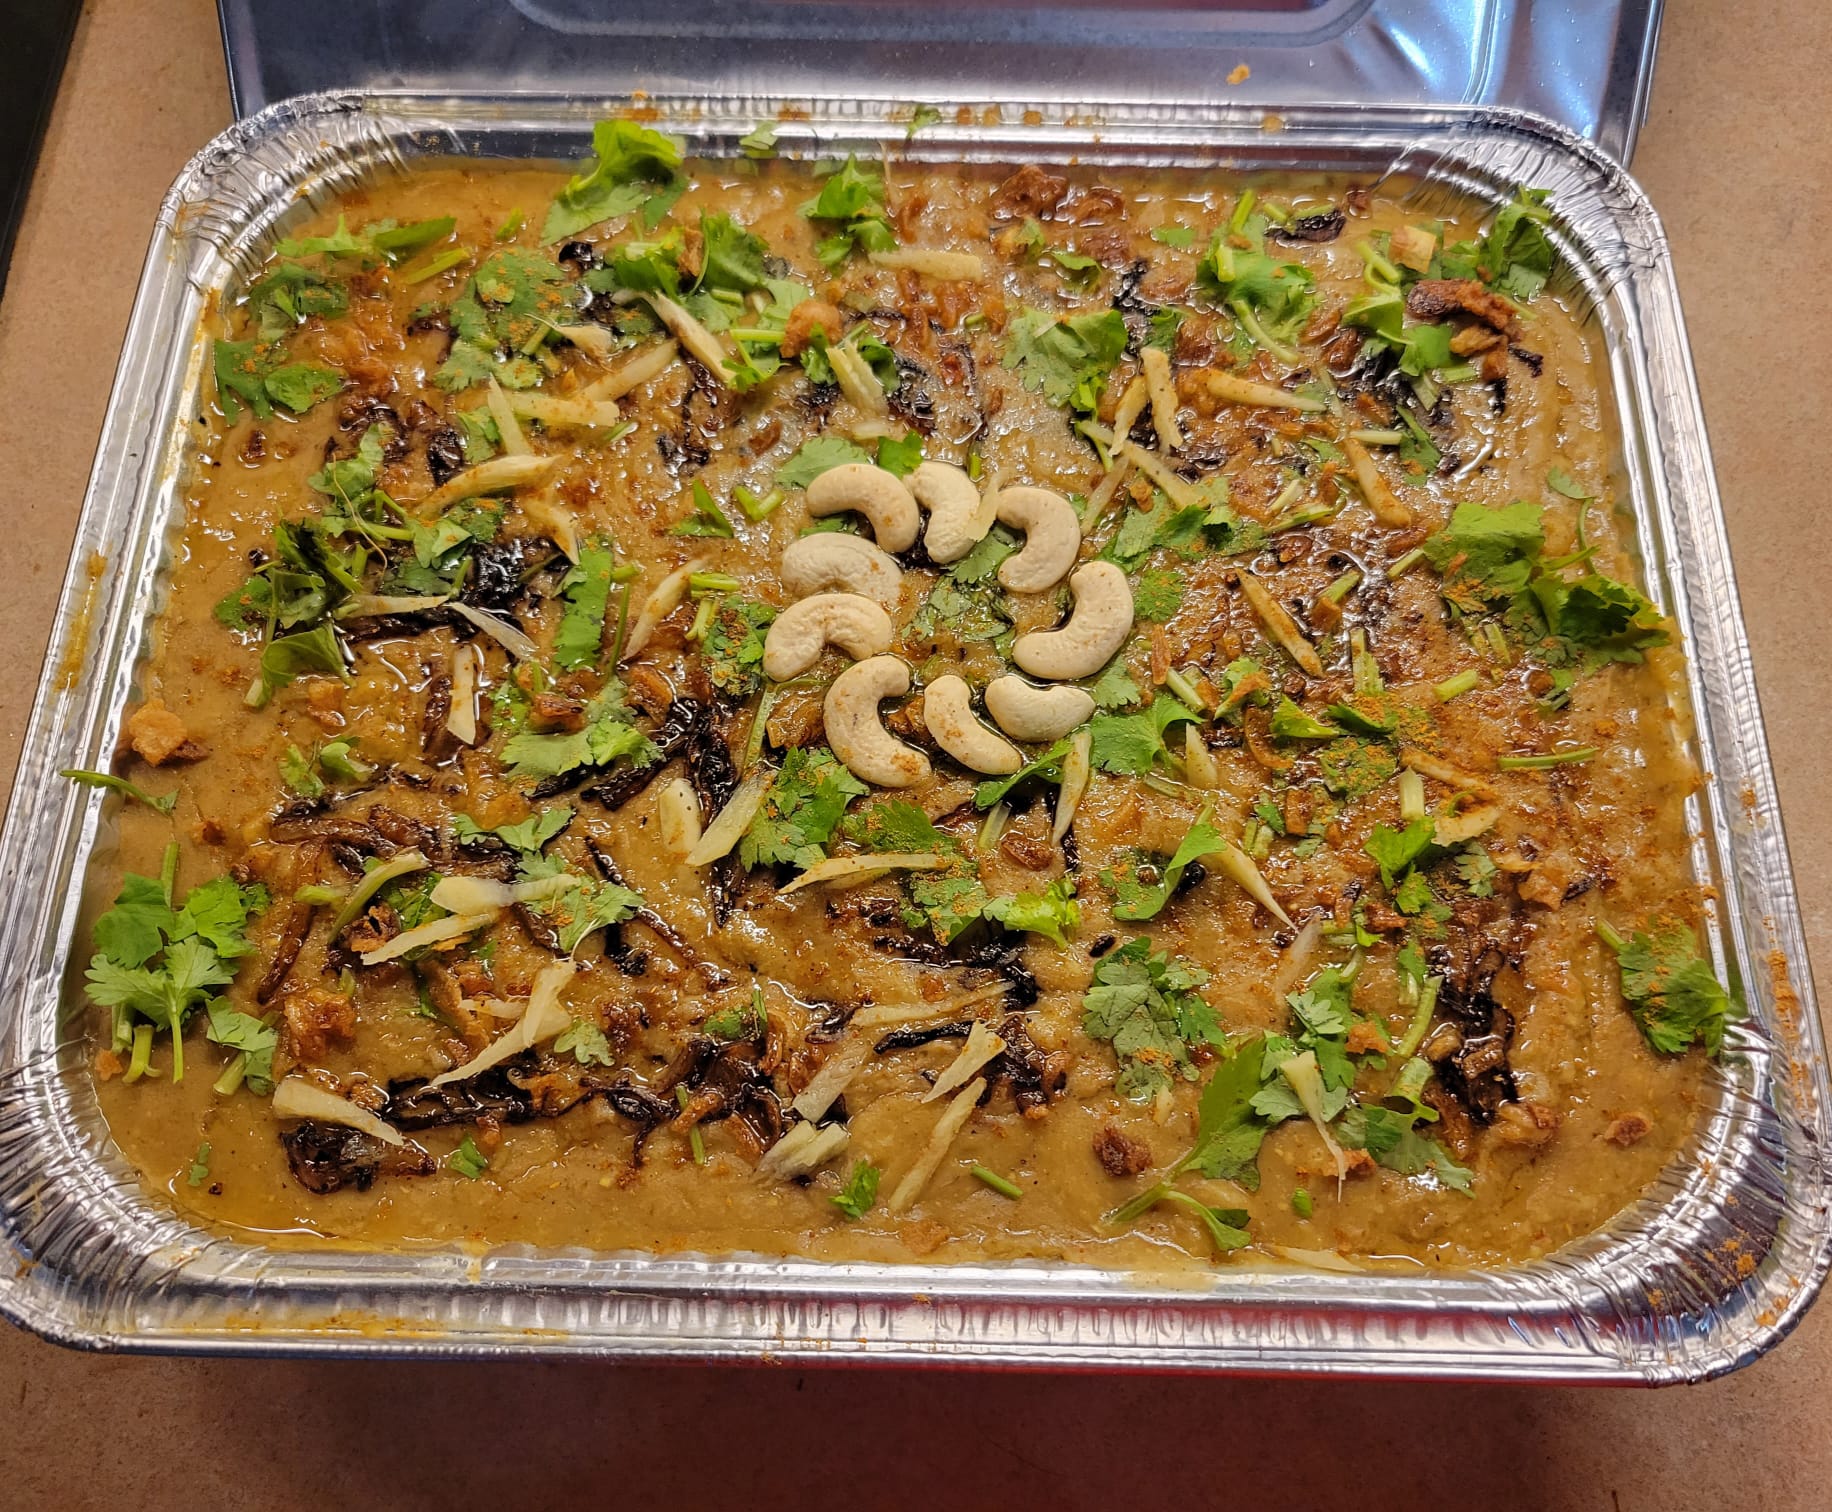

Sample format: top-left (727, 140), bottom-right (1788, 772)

top-left (81, 128), bottom-right (1732, 1271)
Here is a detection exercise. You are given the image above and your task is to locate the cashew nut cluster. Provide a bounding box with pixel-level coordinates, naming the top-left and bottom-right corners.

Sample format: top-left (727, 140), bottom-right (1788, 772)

top-left (753, 455), bottom-right (1137, 793)
top-left (1011, 561), bottom-right (1136, 681)
top-left (824, 656), bottom-right (932, 789)
top-left (994, 485), bottom-right (1083, 594)
top-left (908, 460), bottom-right (991, 565)
top-left (761, 592), bottom-right (894, 681)
top-left (780, 533), bottom-right (903, 610)
top-left (922, 674), bottom-right (1023, 775)
top-left (985, 675), bottom-right (1096, 743)
top-left (805, 462), bottom-right (921, 553)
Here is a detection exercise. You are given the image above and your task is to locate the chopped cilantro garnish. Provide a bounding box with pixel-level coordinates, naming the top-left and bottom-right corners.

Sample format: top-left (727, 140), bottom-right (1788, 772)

top-left (447, 1134), bottom-right (490, 1179)
top-left (85, 871), bottom-right (269, 1085)
top-left (699, 597), bottom-right (776, 697)
top-left (1422, 500), bottom-right (1545, 609)
top-left (1482, 187), bottom-right (1555, 302)
top-left (554, 1018), bottom-right (616, 1067)
top-left (187, 1141), bottom-right (212, 1188)
top-left (1002, 307), bottom-right (1129, 417)
top-left (741, 746), bottom-right (868, 870)
top-left (1087, 697), bottom-right (1201, 778)
top-left (802, 156), bottom-right (898, 269)
top-left (1268, 697), bottom-right (1341, 741)
top-left (982, 876), bottom-right (1080, 946)
top-left (453, 805), bottom-right (574, 856)
top-left (1081, 936), bottom-right (1222, 1101)
top-left (1365, 818), bottom-right (1435, 889)
top-left (668, 478), bottom-right (737, 538)
top-left (777, 436), bottom-right (874, 491)
top-left (831, 1160), bottom-right (881, 1220)
top-left (501, 684), bottom-right (658, 781)
top-left (1151, 224), bottom-right (1196, 249)
top-left (1598, 919), bottom-right (1737, 1056)
top-left (1104, 822), bottom-right (1226, 922)
top-left (554, 538), bottom-right (615, 669)
top-left (543, 119), bottom-right (686, 243)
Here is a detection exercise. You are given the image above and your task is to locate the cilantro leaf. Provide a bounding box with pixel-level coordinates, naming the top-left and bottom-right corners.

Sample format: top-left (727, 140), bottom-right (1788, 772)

top-left (972, 736), bottom-right (1072, 810)
top-left (699, 597), bottom-right (776, 697)
top-left (1090, 656), bottom-right (1143, 710)
top-left (1088, 697), bottom-right (1200, 777)
top-left (1268, 697), bottom-right (1341, 741)
top-left (1002, 307), bottom-right (1128, 416)
top-left (1181, 1034), bottom-right (1272, 1188)
top-left (454, 805), bottom-right (574, 856)
top-left (1482, 187), bottom-right (1555, 302)
top-left (1081, 936), bottom-right (1221, 1101)
top-left (1365, 818), bottom-right (1435, 889)
top-left (448, 1134), bottom-right (490, 1178)
top-left (1106, 821), bottom-right (1226, 922)
top-left (501, 686), bottom-right (658, 781)
top-left (802, 156), bottom-right (898, 269)
top-left (554, 1018), bottom-right (616, 1067)
top-left (554, 539), bottom-right (615, 669)
top-left (1422, 500), bottom-right (1545, 607)
top-left (982, 876), bottom-right (1080, 947)
top-left (875, 432), bottom-right (924, 478)
top-left (543, 119), bottom-right (686, 243)
top-left (777, 436), bottom-right (873, 491)
top-left (741, 746), bottom-right (868, 870)
top-left (262, 363), bottom-right (344, 415)
top-left (1531, 571), bottom-right (1668, 661)
top-left (694, 211), bottom-right (768, 294)
top-left (1132, 567), bottom-right (1185, 622)
top-left (669, 478), bottom-right (737, 538)
top-left (1601, 921), bottom-right (1737, 1056)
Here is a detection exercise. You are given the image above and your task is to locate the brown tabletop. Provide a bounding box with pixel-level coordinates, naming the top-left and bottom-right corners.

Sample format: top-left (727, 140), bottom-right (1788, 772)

top-left (1, 2), bottom-right (1825, 1505)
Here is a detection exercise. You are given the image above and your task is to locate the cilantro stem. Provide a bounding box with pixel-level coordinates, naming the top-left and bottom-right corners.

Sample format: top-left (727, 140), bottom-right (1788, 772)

top-left (401, 248), bottom-right (467, 285)
top-left (1229, 299), bottom-right (1300, 364)
top-left (1351, 627), bottom-right (1384, 695)
top-left (1387, 546), bottom-right (1425, 580)
top-left (743, 683), bottom-right (780, 772)
top-left (969, 1165), bottom-right (1023, 1200)
top-left (1162, 667), bottom-right (1205, 711)
top-left (330, 850), bottom-right (431, 935)
top-left (1267, 500), bottom-right (1338, 535)
top-left (607, 578), bottom-right (634, 669)
top-left (213, 1051), bottom-right (249, 1097)
top-left (1319, 568), bottom-right (1361, 606)
top-left (689, 572), bottom-right (740, 595)
top-left (1392, 974), bottom-right (1440, 1060)
top-left (736, 485), bottom-right (784, 522)
top-left (1497, 747), bottom-right (1596, 770)
top-left (1356, 240), bottom-right (1401, 286)
top-left (1434, 668), bottom-right (1481, 702)
top-left (123, 1024), bottom-right (156, 1084)
top-left (686, 598), bottom-right (716, 642)
top-left (160, 841), bottom-right (180, 908)
top-left (1397, 768), bottom-right (1426, 821)
top-left (494, 208), bottom-right (524, 241)
top-left (1347, 428), bottom-right (1403, 446)
top-left (1105, 1180), bottom-right (1173, 1228)
top-left (60, 768), bottom-right (178, 815)
top-left (166, 1006), bottom-right (186, 1084)
top-left (1596, 918), bottom-right (1627, 951)
top-left (1229, 190), bottom-right (1256, 233)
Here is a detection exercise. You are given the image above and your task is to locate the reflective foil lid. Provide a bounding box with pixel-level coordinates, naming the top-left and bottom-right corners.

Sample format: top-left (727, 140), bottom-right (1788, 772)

top-left (215, 0), bottom-right (1667, 162)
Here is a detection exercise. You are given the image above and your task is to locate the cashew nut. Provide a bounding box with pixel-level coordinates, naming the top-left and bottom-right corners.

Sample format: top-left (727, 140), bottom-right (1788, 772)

top-left (805, 463), bottom-right (921, 553)
top-left (779, 533), bottom-right (903, 610)
top-left (760, 592), bottom-right (894, 681)
top-left (994, 486), bottom-right (1083, 593)
top-left (824, 656), bottom-right (932, 788)
top-left (909, 460), bottom-right (992, 564)
top-left (984, 675), bottom-right (1095, 743)
top-left (1011, 562), bottom-right (1135, 681)
top-left (922, 675), bottom-right (1023, 775)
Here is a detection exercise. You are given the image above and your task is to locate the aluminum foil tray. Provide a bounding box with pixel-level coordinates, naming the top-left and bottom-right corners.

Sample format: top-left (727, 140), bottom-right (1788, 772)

top-left (1, 93), bottom-right (1824, 1378)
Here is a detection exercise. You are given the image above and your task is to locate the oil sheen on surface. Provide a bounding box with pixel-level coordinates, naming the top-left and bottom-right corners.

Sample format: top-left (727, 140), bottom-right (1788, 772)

top-left (87, 149), bottom-right (1708, 1273)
